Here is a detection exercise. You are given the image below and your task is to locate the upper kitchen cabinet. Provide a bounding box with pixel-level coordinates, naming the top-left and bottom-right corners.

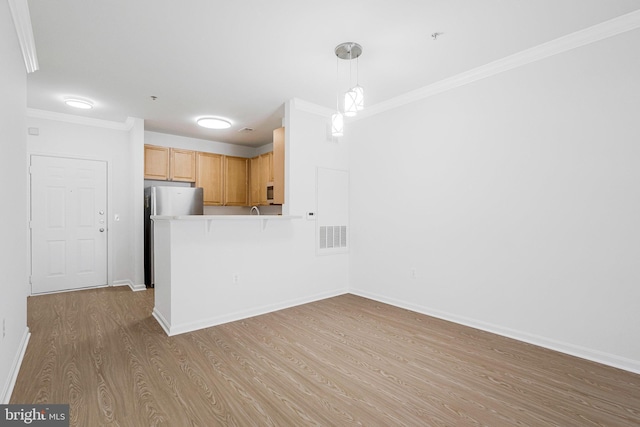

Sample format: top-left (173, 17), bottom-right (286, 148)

top-left (144, 145), bottom-right (170, 180)
top-left (196, 152), bottom-right (224, 206)
top-left (170, 148), bottom-right (196, 182)
top-left (144, 145), bottom-right (196, 182)
top-left (249, 156), bottom-right (261, 206)
top-left (224, 156), bottom-right (248, 206)
top-left (259, 152), bottom-right (273, 205)
top-left (272, 127), bottom-right (285, 205)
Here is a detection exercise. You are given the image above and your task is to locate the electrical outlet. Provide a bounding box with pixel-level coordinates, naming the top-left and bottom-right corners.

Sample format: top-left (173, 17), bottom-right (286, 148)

top-left (232, 274), bottom-right (239, 284)
top-left (410, 268), bottom-right (417, 279)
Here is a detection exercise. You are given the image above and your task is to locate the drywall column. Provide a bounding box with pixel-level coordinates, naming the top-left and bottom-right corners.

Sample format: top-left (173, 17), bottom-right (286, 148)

top-left (0, 0), bottom-right (29, 403)
top-left (129, 117), bottom-right (145, 289)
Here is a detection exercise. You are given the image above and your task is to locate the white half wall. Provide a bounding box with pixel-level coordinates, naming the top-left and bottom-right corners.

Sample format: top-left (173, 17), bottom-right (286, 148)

top-left (348, 29), bottom-right (640, 373)
top-left (0, 0), bottom-right (29, 403)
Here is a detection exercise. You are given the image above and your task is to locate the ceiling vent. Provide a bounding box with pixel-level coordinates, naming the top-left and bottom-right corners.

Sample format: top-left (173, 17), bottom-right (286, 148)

top-left (238, 127), bottom-right (254, 133)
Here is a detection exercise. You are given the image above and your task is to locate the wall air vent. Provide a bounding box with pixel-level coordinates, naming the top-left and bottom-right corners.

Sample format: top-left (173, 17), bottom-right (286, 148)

top-left (319, 225), bottom-right (347, 250)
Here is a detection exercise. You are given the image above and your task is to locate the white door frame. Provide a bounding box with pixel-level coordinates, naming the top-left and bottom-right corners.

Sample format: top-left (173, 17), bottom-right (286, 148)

top-left (28, 153), bottom-right (113, 294)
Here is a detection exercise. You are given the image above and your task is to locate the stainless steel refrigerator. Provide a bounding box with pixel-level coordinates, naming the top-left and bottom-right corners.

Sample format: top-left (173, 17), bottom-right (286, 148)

top-left (144, 186), bottom-right (204, 287)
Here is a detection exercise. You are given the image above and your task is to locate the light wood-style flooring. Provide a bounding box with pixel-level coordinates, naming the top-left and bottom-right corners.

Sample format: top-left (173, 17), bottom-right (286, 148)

top-left (11, 287), bottom-right (640, 426)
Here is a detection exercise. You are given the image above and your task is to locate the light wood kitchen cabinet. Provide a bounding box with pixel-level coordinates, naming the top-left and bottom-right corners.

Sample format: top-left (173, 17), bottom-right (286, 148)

top-left (170, 148), bottom-right (196, 182)
top-left (196, 152), bottom-right (224, 205)
top-left (249, 156), bottom-right (261, 206)
top-left (144, 145), bottom-right (170, 180)
top-left (224, 156), bottom-right (248, 206)
top-left (260, 152), bottom-right (273, 183)
top-left (144, 145), bottom-right (196, 182)
top-left (248, 152), bottom-right (275, 206)
top-left (259, 152), bottom-right (273, 205)
top-left (272, 127), bottom-right (285, 205)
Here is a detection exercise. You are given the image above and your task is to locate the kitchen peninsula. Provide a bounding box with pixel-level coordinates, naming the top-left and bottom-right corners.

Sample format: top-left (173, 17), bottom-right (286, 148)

top-left (151, 214), bottom-right (305, 335)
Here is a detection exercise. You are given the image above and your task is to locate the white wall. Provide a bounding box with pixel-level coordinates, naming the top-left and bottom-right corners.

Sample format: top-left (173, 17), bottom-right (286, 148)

top-left (27, 114), bottom-right (141, 289)
top-left (0, 1), bottom-right (29, 403)
top-left (145, 131), bottom-right (261, 158)
top-left (348, 29), bottom-right (640, 373)
top-left (284, 99), bottom-right (349, 215)
top-left (129, 118), bottom-right (145, 288)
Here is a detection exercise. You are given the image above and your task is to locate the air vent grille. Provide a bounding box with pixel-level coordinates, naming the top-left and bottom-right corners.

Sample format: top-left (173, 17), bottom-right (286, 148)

top-left (319, 225), bottom-right (347, 250)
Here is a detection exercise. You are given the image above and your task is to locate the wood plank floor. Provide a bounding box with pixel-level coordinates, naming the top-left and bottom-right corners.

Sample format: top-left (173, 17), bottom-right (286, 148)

top-left (10, 287), bottom-right (640, 426)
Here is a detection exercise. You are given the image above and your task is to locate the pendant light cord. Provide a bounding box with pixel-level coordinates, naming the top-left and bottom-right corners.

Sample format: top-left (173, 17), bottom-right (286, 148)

top-left (349, 44), bottom-right (353, 88)
top-left (335, 55), bottom-right (340, 112)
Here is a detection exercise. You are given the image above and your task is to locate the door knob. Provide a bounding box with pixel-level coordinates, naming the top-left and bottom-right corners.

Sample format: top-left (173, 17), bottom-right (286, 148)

top-left (99, 228), bottom-right (105, 232)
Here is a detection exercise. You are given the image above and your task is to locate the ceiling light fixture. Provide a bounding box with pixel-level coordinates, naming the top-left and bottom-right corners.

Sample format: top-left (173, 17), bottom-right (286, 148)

top-left (64, 98), bottom-right (93, 109)
top-left (197, 117), bottom-right (232, 129)
top-left (331, 42), bottom-right (363, 137)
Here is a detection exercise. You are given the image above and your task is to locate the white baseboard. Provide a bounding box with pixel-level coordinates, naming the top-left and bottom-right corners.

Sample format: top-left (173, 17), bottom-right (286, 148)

top-left (350, 288), bottom-right (640, 375)
top-left (152, 308), bottom-right (171, 335)
top-left (112, 279), bottom-right (146, 292)
top-left (155, 289), bottom-right (348, 336)
top-left (1, 327), bottom-right (30, 404)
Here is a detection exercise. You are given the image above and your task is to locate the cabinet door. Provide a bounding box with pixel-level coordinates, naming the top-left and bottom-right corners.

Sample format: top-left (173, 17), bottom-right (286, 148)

top-left (259, 152), bottom-right (273, 205)
top-left (170, 148), bottom-right (196, 182)
top-left (249, 156), bottom-right (261, 206)
top-left (224, 156), bottom-right (248, 206)
top-left (272, 127), bottom-right (285, 205)
top-left (196, 152), bottom-right (224, 206)
top-left (144, 145), bottom-right (169, 180)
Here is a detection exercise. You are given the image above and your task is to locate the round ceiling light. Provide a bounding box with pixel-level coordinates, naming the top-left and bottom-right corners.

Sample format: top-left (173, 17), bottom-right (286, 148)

top-left (64, 98), bottom-right (93, 109)
top-left (197, 117), bottom-right (232, 129)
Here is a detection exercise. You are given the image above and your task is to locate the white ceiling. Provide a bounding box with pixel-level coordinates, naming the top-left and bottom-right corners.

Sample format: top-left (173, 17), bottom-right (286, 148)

top-left (25, 0), bottom-right (640, 147)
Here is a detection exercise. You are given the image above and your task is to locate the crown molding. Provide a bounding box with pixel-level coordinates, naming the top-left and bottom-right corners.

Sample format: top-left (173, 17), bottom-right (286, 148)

top-left (7, 0), bottom-right (39, 73)
top-left (355, 8), bottom-right (640, 120)
top-left (27, 108), bottom-right (136, 131)
top-left (291, 98), bottom-right (334, 117)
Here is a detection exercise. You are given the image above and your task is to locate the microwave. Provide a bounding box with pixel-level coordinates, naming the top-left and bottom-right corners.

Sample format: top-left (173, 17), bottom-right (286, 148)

top-left (266, 182), bottom-right (275, 204)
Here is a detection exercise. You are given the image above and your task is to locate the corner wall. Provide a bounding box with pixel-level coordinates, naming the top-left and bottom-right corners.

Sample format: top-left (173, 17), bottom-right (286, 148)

top-left (348, 30), bottom-right (640, 373)
top-left (26, 113), bottom-right (141, 290)
top-left (0, 0), bottom-right (29, 403)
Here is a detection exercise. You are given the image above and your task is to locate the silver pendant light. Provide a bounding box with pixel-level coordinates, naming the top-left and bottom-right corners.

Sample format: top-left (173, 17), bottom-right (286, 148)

top-left (331, 42), bottom-right (363, 137)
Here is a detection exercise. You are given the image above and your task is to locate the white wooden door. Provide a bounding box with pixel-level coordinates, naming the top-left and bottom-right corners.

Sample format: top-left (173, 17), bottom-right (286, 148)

top-left (30, 155), bottom-right (108, 294)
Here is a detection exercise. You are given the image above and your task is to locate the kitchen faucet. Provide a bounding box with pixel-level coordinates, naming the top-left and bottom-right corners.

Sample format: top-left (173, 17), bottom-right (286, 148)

top-left (250, 206), bottom-right (260, 215)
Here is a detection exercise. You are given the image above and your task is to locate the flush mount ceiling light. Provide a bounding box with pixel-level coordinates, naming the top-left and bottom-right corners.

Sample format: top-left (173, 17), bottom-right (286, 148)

top-left (196, 117), bottom-right (232, 129)
top-left (64, 98), bottom-right (93, 109)
top-left (331, 42), bottom-right (364, 137)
